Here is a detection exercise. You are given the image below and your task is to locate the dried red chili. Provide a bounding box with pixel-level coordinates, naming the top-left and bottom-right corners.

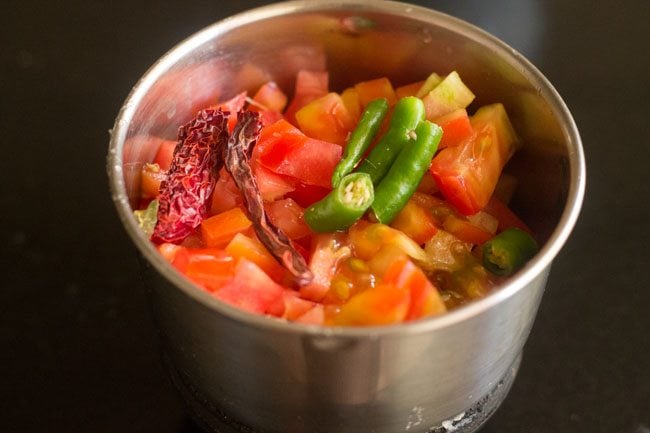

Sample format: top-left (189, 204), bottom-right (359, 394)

top-left (152, 109), bottom-right (228, 244)
top-left (224, 111), bottom-right (314, 286)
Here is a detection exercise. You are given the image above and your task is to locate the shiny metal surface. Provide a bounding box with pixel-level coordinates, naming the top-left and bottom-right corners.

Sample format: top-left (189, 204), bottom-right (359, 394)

top-left (107, 1), bottom-right (585, 432)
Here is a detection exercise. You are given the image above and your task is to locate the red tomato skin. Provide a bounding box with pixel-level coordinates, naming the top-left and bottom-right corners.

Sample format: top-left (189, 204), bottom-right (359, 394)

top-left (285, 183), bottom-right (330, 208)
top-left (265, 198), bottom-right (311, 240)
top-left (429, 124), bottom-right (504, 216)
top-left (433, 108), bottom-right (474, 149)
top-left (284, 70), bottom-right (329, 125)
top-left (295, 92), bottom-right (354, 145)
top-left (251, 81), bottom-right (288, 113)
top-left (213, 258), bottom-right (285, 316)
top-left (256, 120), bottom-right (341, 188)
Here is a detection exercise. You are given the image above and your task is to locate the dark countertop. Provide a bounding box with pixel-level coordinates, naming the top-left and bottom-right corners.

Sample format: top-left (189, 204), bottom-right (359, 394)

top-left (2, 1), bottom-right (648, 432)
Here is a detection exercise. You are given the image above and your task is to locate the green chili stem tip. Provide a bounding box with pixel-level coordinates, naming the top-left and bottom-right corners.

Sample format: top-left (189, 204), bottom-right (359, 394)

top-left (482, 227), bottom-right (538, 276)
top-left (332, 98), bottom-right (389, 188)
top-left (305, 172), bottom-right (374, 233)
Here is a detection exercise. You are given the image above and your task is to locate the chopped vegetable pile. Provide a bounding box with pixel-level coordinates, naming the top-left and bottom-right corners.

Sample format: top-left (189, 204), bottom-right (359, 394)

top-left (132, 68), bottom-right (538, 326)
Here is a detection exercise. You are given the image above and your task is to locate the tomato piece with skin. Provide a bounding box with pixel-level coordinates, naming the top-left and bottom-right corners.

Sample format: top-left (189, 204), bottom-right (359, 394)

top-left (284, 70), bottom-right (329, 125)
top-left (389, 199), bottom-right (438, 244)
top-left (483, 197), bottom-right (534, 235)
top-left (252, 162), bottom-right (295, 201)
top-left (201, 207), bottom-right (252, 248)
top-left (295, 304), bottom-right (325, 325)
top-left (211, 92), bottom-right (247, 132)
top-left (383, 257), bottom-right (446, 320)
top-left (210, 168), bottom-right (242, 215)
top-left (213, 258), bottom-right (285, 316)
top-left (295, 92), bottom-right (355, 145)
top-left (442, 215), bottom-right (493, 245)
top-left (257, 120), bottom-right (342, 188)
top-left (282, 291), bottom-right (317, 321)
top-left (300, 233), bottom-right (351, 302)
top-left (251, 81), bottom-right (288, 113)
top-left (276, 137), bottom-right (341, 188)
top-left (265, 198), bottom-right (311, 240)
top-left (333, 283), bottom-right (410, 326)
top-left (340, 87), bottom-right (361, 124)
top-left (285, 182), bottom-right (330, 208)
top-left (433, 108), bottom-right (474, 149)
top-left (225, 233), bottom-right (286, 282)
top-left (430, 123), bottom-right (504, 215)
top-left (183, 249), bottom-right (236, 292)
top-left (354, 77), bottom-right (397, 107)
top-left (395, 80), bottom-right (425, 99)
top-left (256, 120), bottom-right (306, 169)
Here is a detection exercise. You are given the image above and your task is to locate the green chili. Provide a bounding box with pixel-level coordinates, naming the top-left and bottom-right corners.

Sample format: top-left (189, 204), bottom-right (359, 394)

top-left (371, 120), bottom-right (442, 224)
top-left (356, 96), bottom-right (425, 184)
top-left (482, 228), bottom-right (538, 276)
top-left (305, 173), bottom-right (374, 233)
top-left (332, 98), bottom-right (389, 187)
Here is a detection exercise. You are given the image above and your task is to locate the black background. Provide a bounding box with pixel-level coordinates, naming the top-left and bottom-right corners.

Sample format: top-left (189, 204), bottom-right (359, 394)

top-left (2, 1), bottom-right (649, 432)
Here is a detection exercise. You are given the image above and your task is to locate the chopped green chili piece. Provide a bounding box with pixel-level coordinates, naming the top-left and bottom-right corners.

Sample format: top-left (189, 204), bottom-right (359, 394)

top-left (356, 96), bottom-right (425, 184)
top-left (332, 98), bottom-right (389, 187)
top-left (305, 173), bottom-right (374, 233)
top-left (371, 120), bottom-right (442, 224)
top-left (482, 228), bottom-right (538, 276)
top-left (134, 199), bottom-right (159, 238)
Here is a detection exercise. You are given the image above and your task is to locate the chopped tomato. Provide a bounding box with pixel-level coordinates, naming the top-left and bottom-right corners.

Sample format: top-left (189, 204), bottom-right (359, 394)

top-left (225, 233), bottom-right (285, 282)
top-left (383, 257), bottom-right (446, 320)
top-left (210, 168), bottom-right (242, 214)
top-left (395, 80), bottom-right (425, 99)
top-left (483, 197), bottom-right (533, 235)
top-left (183, 249), bottom-right (236, 292)
top-left (340, 87), bottom-right (361, 123)
top-left (140, 163), bottom-right (166, 200)
top-left (300, 233), bottom-right (351, 301)
top-left (430, 103), bottom-right (518, 216)
top-left (252, 162), bottom-right (295, 201)
top-left (275, 137), bottom-right (341, 187)
top-left (295, 92), bottom-right (354, 145)
top-left (354, 77), bottom-right (397, 107)
top-left (265, 198), bottom-right (311, 240)
top-left (285, 183), bottom-right (330, 208)
top-left (251, 81), bottom-right (288, 113)
top-left (282, 291), bottom-right (316, 321)
top-left (389, 200), bottom-right (438, 244)
top-left (258, 110), bottom-right (285, 127)
top-left (153, 139), bottom-right (177, 171)
top-left (256, 119), bottom-right (305, 167)
top-left (442, 215), bottom-right (493, 245)
top-left (213, 258), bottom-right (285, 316)
top-left (333, 283), bottom-right (410, 326)
top-left (213, 92), bottom-right (247, 132)
top-left (157, 244), bottom-right (235, 290)
top-left (429, 125), bottom-right (501, 215)
top-left (433, 108), bottom-right (473, 149)
top-left (295, 304), bottom-right (325, 325)
top-left (257, 120), bottom-right (342, 188)
top-left (201, 207), bottom-right (252, 248)
top-left (284, 70), bottom-right (329, 125)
